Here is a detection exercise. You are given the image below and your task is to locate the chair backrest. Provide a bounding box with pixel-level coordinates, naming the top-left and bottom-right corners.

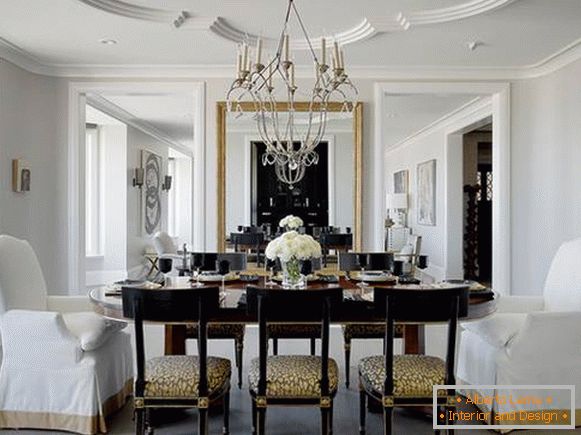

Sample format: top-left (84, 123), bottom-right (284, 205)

top-left (122, 286), bottom-right (219, 399)
top-left (231, 232), bottom-right (264, 249)
top-left (338, 252), bottom-right (393, 272)
top-left (320, 233), bottom-right (353, 248)
top-left (217, 253), bottom-right (247, 272)
top-left (0, 235), bottom-right (47, 313)
top-left (246, 286), bottom-right (342, 399)
top-left (373, 286), bottom-right (469, 397)
top-left (543, 238), bottom-right (581, 312)
top-left (152, 231), bottom-right (177, 256)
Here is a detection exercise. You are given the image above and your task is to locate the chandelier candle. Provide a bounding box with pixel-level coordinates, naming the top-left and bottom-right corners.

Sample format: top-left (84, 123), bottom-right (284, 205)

top-left (226, 0), bottom-right (358, 187)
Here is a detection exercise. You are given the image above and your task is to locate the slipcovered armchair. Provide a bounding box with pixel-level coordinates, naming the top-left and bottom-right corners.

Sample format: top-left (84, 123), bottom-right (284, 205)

top-left (458, 237), bottom-right (581, 428)
top-left (0, 235), bottom-right (134, 434)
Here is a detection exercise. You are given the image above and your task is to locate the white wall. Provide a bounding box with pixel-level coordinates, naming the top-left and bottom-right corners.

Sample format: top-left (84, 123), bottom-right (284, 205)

top-left (385, 129), bottom-right (448, 281)
top-left (126, 126), bottom-right (170, 274)
top-left (510, 59), bottom-right (581, 294)
top-left (0, 59), bottom-right (67, 293)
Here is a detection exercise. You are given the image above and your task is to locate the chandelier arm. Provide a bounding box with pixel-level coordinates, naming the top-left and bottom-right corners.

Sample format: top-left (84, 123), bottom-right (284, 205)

top-left (290, 0), bottom-right (319, 63)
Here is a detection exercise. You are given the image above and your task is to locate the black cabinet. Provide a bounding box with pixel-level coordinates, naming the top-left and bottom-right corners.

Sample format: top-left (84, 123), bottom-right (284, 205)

top-left (251, 141), bottom-right (329, 229)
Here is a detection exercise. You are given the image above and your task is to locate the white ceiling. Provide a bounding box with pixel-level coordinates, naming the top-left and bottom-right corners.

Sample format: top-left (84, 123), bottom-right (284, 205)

top-left (101, 93), bottom-right (194, 148)
top-left (383, 94), bottom-right (480, 148)
top-left (0, 0), bottom-right (580, 74)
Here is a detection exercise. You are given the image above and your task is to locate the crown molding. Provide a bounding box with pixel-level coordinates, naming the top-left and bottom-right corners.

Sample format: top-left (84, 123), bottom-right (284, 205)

top-left (2, 31), bottom-right (581, 80)
top-left (77, 0), bottom-right (190, 26)
top-left (86, 94), bottom-right (192, 155)
top-left (400, 0), bottom-right (518, 27)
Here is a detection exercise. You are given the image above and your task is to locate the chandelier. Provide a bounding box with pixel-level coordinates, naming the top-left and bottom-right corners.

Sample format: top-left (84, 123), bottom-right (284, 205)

top-left (226, 0), bottom-right (357, 188)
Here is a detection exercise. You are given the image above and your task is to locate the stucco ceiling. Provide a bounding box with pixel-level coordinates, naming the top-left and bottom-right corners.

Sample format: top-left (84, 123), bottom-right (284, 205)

top-left (0, 0), bottom-right (580, 73)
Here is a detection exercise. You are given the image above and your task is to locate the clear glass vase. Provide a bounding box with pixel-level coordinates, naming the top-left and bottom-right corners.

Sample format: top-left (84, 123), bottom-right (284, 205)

top-left (281, 258), bottom-right (306, 289)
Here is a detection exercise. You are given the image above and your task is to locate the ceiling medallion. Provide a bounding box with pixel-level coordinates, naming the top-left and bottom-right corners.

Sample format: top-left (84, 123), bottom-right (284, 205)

top-left (225, 0), bottom-right (358, 188)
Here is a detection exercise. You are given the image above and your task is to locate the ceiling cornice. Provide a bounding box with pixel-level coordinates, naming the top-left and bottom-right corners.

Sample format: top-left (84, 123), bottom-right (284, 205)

top-left (74, 0), bottom-right (519, 48)
top-left (2, 36), bottom-right (581, 80)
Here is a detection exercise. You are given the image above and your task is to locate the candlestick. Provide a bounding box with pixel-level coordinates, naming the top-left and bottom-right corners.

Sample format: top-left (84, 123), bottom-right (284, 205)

top-left (236, 53), bottom-right (242, 74)
top-left (333, 40), bottom-right (340, 66)
top-left (290, 63), bottom-right (295, 87)
top-left (339, 49), bottom-right (345, 69)
top-left (242, 43), bottom-right (248, 71)
top-left (321, 37), bottom-right (326, 65)
top-left (255, 38), bottom-right (262, 65)
top-left (284, 34), bottom-right (290, 62)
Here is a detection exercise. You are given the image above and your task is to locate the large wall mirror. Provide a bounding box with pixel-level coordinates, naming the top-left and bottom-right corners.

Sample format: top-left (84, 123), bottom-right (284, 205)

top-left (217, 102), bottom-right (362, 252)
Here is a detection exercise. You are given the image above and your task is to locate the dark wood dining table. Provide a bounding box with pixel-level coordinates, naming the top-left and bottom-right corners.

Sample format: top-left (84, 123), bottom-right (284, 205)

top-left (89, 276), bottom-right (496, 356)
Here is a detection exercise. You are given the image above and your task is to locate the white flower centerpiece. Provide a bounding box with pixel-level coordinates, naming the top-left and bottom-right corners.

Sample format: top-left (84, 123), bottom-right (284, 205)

top-left (279, 214), bottom-right (304, 232)
top-left (265, 230), bottom-right (322, 288)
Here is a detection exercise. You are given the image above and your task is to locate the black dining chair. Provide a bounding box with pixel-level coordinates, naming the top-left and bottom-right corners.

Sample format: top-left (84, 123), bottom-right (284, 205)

top-left (122, 286), bottom-right (231, 435)
top-left (246, 286), bottom-right (343, 435)
top-left (231, 232), bottom-right (265, 266)
top-left (338, 252), bottom-right (394, 388)
top-left (217, 252), bottom-right (248, 272)
top-left (358, 286), bottom-right (469, 435)
top-left (267, 257), bottom-right (324, 356)
top-left (320, 233), bottom-right (353, 266)
top-left (189, 251), bottom-right (247, 388)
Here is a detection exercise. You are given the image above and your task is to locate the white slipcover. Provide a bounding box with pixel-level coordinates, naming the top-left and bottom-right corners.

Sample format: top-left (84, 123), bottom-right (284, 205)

top-left (458, 237), bottom-right (581, 430)
top-left (0, 235), bottom-right (133, 434)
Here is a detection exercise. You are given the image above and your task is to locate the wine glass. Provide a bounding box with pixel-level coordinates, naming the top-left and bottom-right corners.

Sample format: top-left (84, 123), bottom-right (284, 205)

top-left (191, 253), bottom-right (204, 287)
top-left (217, 259), bottom-right (230, 294)
top-left (357, 254), bottom-right (369, 288)
top-left (158, 258), bottom-right (173, 286)
top-left (265, 258), bottom-right (277, 286)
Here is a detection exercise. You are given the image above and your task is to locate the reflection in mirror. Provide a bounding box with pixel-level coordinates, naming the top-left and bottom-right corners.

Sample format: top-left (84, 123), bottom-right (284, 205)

top-left (218, 102), bottom-right (362, 257)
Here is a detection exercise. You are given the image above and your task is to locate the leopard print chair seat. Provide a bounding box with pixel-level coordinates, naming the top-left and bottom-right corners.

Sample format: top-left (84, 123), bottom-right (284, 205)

top-left (248, 355), bottom-right (339, 399)
top-left (145, 355), bottom-right (231, 398)
top-left (342, 323), bottom-right (405, 388)
top-left (187, 323), bottom-right (245, 388)
top-left (358, 355), bottom-right (446, 398)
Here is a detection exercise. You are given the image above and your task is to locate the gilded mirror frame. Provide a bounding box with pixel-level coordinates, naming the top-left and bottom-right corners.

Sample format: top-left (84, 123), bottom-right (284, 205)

top-left (216, 101), bottom-right (363, 252)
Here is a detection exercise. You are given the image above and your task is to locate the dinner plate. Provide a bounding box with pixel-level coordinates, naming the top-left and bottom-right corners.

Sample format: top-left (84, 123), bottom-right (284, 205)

top-left (351, 272), bottom-right (396, 283)
top-left (272, 274), bottom-right (319, 282)
top-left (198, 274), bottom-right (238, 283)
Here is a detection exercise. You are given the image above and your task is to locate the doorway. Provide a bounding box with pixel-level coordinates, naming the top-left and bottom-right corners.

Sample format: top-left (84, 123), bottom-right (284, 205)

top-left (462, 124), bottom-right (493, 285)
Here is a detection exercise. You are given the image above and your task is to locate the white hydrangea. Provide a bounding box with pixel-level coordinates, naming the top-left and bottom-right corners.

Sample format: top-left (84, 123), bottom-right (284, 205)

top-left (279, 215), bottom-right (304, 230)
top-left (265, 230), bottom-right (322, 262)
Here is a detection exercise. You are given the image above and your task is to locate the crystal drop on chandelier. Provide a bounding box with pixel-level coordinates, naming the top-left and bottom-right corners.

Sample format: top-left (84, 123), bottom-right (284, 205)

top-left (225, 0), bottom-right (358, 187)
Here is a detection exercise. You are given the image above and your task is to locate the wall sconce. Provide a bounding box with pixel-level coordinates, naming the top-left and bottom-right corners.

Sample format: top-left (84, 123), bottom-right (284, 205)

top-left (132, 168), bottom-right (144, 188)
top-left (162, 175), bottom-right (173, 191)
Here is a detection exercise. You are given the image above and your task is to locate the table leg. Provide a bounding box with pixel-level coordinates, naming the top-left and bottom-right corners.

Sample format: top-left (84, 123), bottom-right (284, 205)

top-left (403, 324), bottom-right (425, 355)
top-left (165, 325), bottom-right (187, 355)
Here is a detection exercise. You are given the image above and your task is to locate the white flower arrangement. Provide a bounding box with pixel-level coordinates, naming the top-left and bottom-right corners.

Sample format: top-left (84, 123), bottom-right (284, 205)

top-left (265, 230), bottom-right (322, 263)
top-left (279, 214), bottom-right (304, 231)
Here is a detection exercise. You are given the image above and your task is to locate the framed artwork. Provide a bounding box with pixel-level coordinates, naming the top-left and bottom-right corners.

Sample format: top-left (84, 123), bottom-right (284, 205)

top-left (142, 150), bottom-right (163, 235)
top-left (417, 159), bottom-right (436, 226)
top-left (393, 169), bottom-right (409, 194)
top-left (12, 159), bottom-right (31, 192)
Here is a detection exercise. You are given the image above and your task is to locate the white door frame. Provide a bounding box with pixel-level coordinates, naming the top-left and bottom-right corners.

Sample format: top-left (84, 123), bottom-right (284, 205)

top-left (67, 81), bottom-right (206, 293)
top-left (374, 82), bottom-right (511, 294)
